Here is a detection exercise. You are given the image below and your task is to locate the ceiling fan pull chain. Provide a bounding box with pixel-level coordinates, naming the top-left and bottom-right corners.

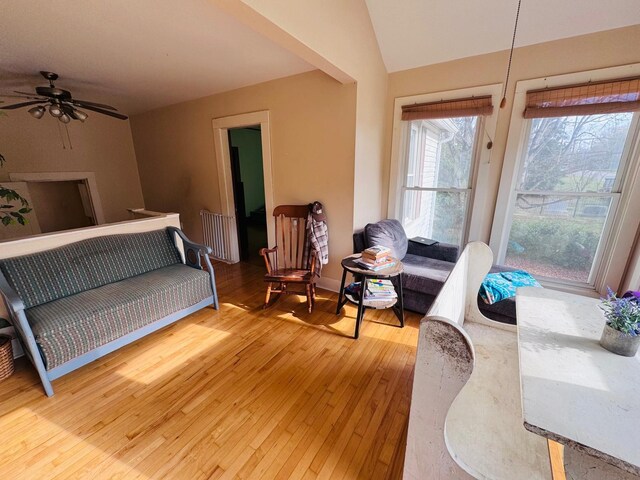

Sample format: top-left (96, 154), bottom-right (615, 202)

top-left (65, 124), bottom-right (73, 150)
top-left (57, 120), bottom-right (66, 149)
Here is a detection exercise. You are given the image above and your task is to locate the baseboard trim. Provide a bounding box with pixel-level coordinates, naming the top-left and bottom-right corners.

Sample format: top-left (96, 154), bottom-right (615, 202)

top-left (317, 277), bottom-right (341, 293)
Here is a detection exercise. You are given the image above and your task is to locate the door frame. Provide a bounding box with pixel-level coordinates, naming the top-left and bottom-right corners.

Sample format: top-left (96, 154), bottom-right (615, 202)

top-left (212, 111), bottom-right (275, 255)
top-left (9, 171), bottom-right (105, 224)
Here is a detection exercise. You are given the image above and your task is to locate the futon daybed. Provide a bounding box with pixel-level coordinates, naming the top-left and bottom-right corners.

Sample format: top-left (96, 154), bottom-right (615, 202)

top-left (353, 219), bottom-right (517, 324)
top-left (0, 227), bottom-right (218, 396)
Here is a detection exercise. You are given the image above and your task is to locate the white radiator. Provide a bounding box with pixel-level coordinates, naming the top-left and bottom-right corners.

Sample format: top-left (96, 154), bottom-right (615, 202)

top-left (200, 210), bottom-right (240, 264)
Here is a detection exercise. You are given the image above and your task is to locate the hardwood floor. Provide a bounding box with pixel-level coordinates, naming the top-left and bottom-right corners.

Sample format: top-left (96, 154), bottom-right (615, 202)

top-left (0, 261), bottom-right (420, 479)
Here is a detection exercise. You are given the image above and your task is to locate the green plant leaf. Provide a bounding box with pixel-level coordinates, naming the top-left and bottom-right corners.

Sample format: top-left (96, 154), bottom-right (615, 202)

top-left (18, 207), bottom-right (31, 214)
top-left (1, 216), bottom-right (12, 226)
top-left (17, 216), bottom-right (26, 226)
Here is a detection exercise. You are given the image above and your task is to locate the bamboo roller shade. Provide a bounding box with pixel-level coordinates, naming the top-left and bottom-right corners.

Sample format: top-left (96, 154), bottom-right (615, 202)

top-left (524, 77), bottom-right (640, 118)
top-left (401, 95), bottom-right (493, 121)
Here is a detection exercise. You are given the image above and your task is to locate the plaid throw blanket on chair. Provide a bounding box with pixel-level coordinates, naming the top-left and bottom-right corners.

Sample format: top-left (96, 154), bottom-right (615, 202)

top-left (302, 202), bottom-right (329, 276)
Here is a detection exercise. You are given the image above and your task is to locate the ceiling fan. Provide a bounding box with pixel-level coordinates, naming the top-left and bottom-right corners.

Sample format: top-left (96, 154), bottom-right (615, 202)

top-left (0, 71), bottom-right (127, 123)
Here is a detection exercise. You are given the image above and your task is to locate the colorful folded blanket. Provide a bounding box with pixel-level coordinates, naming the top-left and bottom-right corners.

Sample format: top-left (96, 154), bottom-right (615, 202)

top-left (479, 270), bottom-right (541, 305)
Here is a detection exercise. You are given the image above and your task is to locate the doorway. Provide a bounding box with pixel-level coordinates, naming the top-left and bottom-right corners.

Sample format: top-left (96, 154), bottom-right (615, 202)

top-left (212, 111), bottom-right (275, 265)
top-left (228, 126), bottom-right (267, 265)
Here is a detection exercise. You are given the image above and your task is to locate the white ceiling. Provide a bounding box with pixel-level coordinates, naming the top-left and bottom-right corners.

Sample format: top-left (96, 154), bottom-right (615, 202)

top-left (365, 0), bottom-right (640, 72)
top-left (0, 0), bottom-right (314, 115)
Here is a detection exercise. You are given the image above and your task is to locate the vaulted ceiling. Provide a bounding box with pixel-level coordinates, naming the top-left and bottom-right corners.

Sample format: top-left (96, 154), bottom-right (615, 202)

top-left (365, 0), bottom-right (640, 72)
top-left (1, 1), bottom-right (639, 115)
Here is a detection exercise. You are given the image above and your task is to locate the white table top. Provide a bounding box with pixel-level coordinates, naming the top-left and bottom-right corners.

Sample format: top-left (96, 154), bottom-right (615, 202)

top-left (517, 287), bottom-right (640, 475)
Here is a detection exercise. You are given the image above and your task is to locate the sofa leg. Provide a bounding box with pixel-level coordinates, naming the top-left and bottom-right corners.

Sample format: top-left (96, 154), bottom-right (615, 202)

top-left (202, 253), bottom-right (219, 309)
top-left (14, 310), bottom-right (55, 396)
top-left (41, 376), bottom-right (54, 397)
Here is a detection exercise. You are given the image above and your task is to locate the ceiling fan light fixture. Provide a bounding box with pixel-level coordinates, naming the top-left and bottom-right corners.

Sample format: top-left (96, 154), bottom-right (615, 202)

top-left (28, 105), bottom-right (46, 119)
top-left (49, 104), bottom-right (62, 117)
top-left (75, 109), bottom-right (88, 122)
top-left (1, 71), bottom-right (127, 122)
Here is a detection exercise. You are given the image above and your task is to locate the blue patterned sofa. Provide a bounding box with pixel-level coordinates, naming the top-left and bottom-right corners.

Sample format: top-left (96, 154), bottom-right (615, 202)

top-left (0, 227), bottom-right (218, 396)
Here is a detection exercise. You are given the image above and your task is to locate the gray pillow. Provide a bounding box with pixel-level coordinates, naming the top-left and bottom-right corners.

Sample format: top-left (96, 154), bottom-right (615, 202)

top-left (364, 219), bottom-right (408, 260)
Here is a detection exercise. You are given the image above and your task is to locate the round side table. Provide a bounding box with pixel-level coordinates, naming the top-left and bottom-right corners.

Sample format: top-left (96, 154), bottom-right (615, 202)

top-left (335, 254), bottom-right (404, 339)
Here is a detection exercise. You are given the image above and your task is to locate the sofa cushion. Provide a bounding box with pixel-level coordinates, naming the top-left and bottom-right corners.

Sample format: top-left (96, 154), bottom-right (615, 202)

top-left (365, 219), bottom-right (408, 260)
top-left (477, 296), bottom-right (516, 325)
top-left (26, 264), bottom-right (212, 370)
top-left (401, 253), bottom-right (454, 296)
top-left (0, 229), bottom-right (181, 309)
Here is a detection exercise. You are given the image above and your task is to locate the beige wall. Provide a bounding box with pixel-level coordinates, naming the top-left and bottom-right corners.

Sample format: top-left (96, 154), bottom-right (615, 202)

top-left (385, 25), bottom-right (640, 244)
top-left (229, 0), bottom-right (389, 229)
top-left (0, 112), bottom-right (144, 223)
top-left (28, 180), bottom-right (93, 233)
top-left (131, 70), bottom-right (356, 283)
top-left (353, 70), bottom-right (388, 228)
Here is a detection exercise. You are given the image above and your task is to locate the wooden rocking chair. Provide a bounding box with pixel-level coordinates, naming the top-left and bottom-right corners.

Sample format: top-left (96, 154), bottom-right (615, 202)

top-left (259, 205), bottom-right (317, 313)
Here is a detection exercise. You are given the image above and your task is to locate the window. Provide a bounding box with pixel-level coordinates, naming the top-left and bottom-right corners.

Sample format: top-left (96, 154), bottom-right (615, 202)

top-left (401, 116), bottom-right (480, 246)
top-left (496, 75), bottom-right (640, 288)
top-left (394, 93), bottom-right (496, 247)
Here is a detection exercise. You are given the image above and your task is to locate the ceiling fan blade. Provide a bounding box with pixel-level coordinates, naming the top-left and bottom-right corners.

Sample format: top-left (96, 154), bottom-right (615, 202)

top-left (0, 93), bottom-right (43, 100)
top-left (77, 104), bottom-right (128, 120)
top-left (72, 99), bottom-right (117, 110)
top-left (14, 90), bottom-right (40, 97)
top-left (0, 100), bottom-right (48, 110)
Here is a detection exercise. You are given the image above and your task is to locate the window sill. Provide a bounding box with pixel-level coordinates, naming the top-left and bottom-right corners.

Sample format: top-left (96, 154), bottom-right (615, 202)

top-left (536, 278), bottom-right (600, 299)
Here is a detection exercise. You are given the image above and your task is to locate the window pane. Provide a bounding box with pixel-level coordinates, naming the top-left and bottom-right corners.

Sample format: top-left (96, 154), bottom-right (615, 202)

top-left (406, 117), bottom-right (477, 189)
top-left (505, 194), bottom-right (612, 283)
top-left (402, 190), bottom-right (468, 245)
top-left (518, 113), bottom-right (633, 193)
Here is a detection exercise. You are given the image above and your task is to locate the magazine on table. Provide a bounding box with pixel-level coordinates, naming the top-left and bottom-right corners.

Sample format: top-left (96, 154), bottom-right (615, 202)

top-left (364, 279), bottom-right (397, 299)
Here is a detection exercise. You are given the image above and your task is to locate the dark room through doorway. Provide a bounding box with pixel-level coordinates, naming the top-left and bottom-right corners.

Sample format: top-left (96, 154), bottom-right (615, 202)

top-left (228, 125), bottom-right (267, 266)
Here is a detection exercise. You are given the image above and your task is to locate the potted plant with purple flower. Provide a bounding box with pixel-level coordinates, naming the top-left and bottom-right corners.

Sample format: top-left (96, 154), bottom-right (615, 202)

top-left (599, 287), bottom-right (640, 357)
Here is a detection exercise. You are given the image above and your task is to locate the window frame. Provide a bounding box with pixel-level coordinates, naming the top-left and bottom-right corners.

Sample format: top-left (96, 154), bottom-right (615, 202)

top-left (388, 84), bottom-right (503, 247)
top-left (490, 64), bottom-right (640, 295)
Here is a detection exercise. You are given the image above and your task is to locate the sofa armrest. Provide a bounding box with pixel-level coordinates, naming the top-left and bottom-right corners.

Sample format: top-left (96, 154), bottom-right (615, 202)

top-left (353, 230), bottom-right (367, 253)
top-left (168, 227), bottom-right (212, 256)
top-left (168, 227), bottom-right (218, 309)
top-left (407, 240), bottom-right (459, 263)
top-left (168, 226), bottom-right (212, 270)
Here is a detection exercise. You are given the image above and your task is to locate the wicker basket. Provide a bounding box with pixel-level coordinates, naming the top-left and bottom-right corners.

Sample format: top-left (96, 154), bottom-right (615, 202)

top-left (0, 335), bottom-right (15, 381)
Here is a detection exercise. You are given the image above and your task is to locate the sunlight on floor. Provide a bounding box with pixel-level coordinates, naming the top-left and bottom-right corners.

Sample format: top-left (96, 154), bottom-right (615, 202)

top-left (115, 324), bottom-right (230, 384)
top-left (221, 302), bottom-right (251, 312)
